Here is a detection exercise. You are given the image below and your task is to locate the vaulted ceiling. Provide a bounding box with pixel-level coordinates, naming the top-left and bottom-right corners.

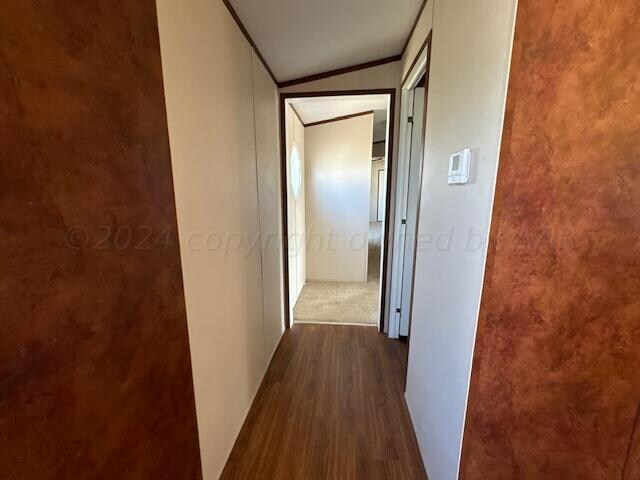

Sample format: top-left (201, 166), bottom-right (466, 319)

top-left (288, 95), bottom-right (389, 142)
top-left (228, 0), bottom-right (424, 83)
top-left (288, 95), bottom-right (388, 124)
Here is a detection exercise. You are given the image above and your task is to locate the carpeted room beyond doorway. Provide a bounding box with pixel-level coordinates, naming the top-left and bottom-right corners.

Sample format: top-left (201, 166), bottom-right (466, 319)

top-left (293, 223), bottom-right (381, 326)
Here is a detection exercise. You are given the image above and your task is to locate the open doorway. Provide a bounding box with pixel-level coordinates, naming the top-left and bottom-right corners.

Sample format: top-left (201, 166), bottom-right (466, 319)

top-left (280, 90), bottom-right (395, 331)
top-left (388, 36), bottom-right (432, 340)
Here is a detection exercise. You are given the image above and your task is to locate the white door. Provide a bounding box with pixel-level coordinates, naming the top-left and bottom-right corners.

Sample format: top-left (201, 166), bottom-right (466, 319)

top-left (399, 86), bottom-right (425, 336)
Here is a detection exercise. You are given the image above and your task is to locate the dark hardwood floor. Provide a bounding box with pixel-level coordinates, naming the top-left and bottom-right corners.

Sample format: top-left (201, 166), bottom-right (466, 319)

top-left (221, 324), bottom-right (426, 479)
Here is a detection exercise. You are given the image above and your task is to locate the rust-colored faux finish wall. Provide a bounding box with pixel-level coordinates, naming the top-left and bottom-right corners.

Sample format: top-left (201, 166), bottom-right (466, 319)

top-left (460, 0), bottom-right (640, 478)
top-left (0, 1), bottom-right (202, 478)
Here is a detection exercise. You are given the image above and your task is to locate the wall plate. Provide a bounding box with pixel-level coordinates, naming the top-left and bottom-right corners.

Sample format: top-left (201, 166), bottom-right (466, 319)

top-left (448, 148), bottom-right (471, 184)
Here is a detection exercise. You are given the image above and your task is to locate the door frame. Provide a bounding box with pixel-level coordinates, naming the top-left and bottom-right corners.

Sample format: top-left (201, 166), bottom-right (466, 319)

top-left (388, 32), bottom-right (433, 339)
top-left (279, 89), bottom-right (396, 332)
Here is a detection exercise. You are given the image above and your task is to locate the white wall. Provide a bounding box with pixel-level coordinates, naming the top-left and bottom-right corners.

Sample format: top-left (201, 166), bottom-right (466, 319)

top-left (403, 0), bottom-right (517, 479)
top-left (280, 62), bottom-right (400, 328)
top-left (370, 158), bottom-right (385, 222)
top-left (285, 104), bottom-right (306, 314)
top-left (156, 0), bottom-right (283, 478)
top-left (253, 52), bottom-right (285, 366)
top-left (304, 114), bottom-right (373, 282)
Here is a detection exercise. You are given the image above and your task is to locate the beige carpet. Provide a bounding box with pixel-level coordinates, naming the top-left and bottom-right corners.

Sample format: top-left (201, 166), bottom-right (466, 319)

top-left (293, 243), bottom-right (381, 325)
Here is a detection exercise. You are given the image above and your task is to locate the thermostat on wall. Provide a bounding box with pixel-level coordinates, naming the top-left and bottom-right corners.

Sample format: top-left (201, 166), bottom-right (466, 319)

top-left (448, 148), bottom-right (471, 184)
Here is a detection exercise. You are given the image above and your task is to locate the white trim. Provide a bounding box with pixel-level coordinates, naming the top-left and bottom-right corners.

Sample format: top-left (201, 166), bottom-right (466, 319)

top-left (377, 94), bottom-right (392, 333)
top-left (404, 56), bottom-right (429, 92)
top-left (387, 48), bottom-right (429, 339)
top-left (293, 320), bottom-right (378, 328)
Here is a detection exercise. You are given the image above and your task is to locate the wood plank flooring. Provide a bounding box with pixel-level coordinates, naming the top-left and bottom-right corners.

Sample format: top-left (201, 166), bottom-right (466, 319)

top-left (221, 324), bottom-right (426, 479)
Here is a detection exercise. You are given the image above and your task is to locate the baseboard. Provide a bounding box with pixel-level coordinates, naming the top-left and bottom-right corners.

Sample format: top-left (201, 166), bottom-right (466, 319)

top-left (293, 320), bottom-right (378, 327)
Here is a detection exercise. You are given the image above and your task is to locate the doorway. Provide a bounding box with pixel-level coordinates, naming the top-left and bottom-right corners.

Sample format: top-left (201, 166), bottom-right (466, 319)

top-left (279, 90), bottom-right (395, 331)
top-left (388, 38), bottom-right (431, 340)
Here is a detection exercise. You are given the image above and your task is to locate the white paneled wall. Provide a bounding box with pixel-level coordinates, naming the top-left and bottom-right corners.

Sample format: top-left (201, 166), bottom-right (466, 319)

top-left (156, 0), bottom-right (283, 477)
top-left (252, 52), bottom-right (285, 368)
top-left (304, 114), bottom-right (374, 282)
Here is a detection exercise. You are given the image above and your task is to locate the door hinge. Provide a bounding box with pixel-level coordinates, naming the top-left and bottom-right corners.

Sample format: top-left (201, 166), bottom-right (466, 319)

top-left (396, 308), bottom-right (402, 313)
top-left (401, 218), bottom-right (407, 225)
top-left (408, 116), bottom-right (414, 123)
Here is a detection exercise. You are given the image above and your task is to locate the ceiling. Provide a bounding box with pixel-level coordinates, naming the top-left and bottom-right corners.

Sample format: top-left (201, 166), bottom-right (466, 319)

top-left (228, 0), bottom-right (423, 82)
top-left (289, 95), bottom-right (388, 124)
top-left (288, 95), bottom-right (389, 142)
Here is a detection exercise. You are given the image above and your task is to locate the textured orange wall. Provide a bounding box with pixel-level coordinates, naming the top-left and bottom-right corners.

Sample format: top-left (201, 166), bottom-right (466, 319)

top-left (460, 0), bottom-right (640, 478)
top-left (0, 1), bottom-right (202, 478)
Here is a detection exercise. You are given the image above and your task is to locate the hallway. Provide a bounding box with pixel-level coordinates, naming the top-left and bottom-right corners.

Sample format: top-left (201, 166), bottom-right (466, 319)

top-left (221, 325), bottom-right (426, 479)
top-left (4, 0), bottom-right (637, 478)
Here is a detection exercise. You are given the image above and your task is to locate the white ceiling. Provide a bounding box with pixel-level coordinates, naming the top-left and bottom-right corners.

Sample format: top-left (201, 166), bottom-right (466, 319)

top-left (289, 95), bottom-right (387, 124)
top-left (288, 95), bottom-right (389, 142)
top-left (229, 0), bottom-right (423, 82)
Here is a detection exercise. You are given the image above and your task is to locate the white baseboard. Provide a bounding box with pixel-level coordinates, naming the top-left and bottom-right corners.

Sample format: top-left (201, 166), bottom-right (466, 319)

top-left (293, 320), bottom-right (377, 327)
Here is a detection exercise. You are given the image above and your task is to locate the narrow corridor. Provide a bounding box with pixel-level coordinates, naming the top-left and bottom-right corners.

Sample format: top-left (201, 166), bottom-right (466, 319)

top-left (4, 1), bottom-right (635, 478)
top-left (221, 325), bottom-right (426, 479)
